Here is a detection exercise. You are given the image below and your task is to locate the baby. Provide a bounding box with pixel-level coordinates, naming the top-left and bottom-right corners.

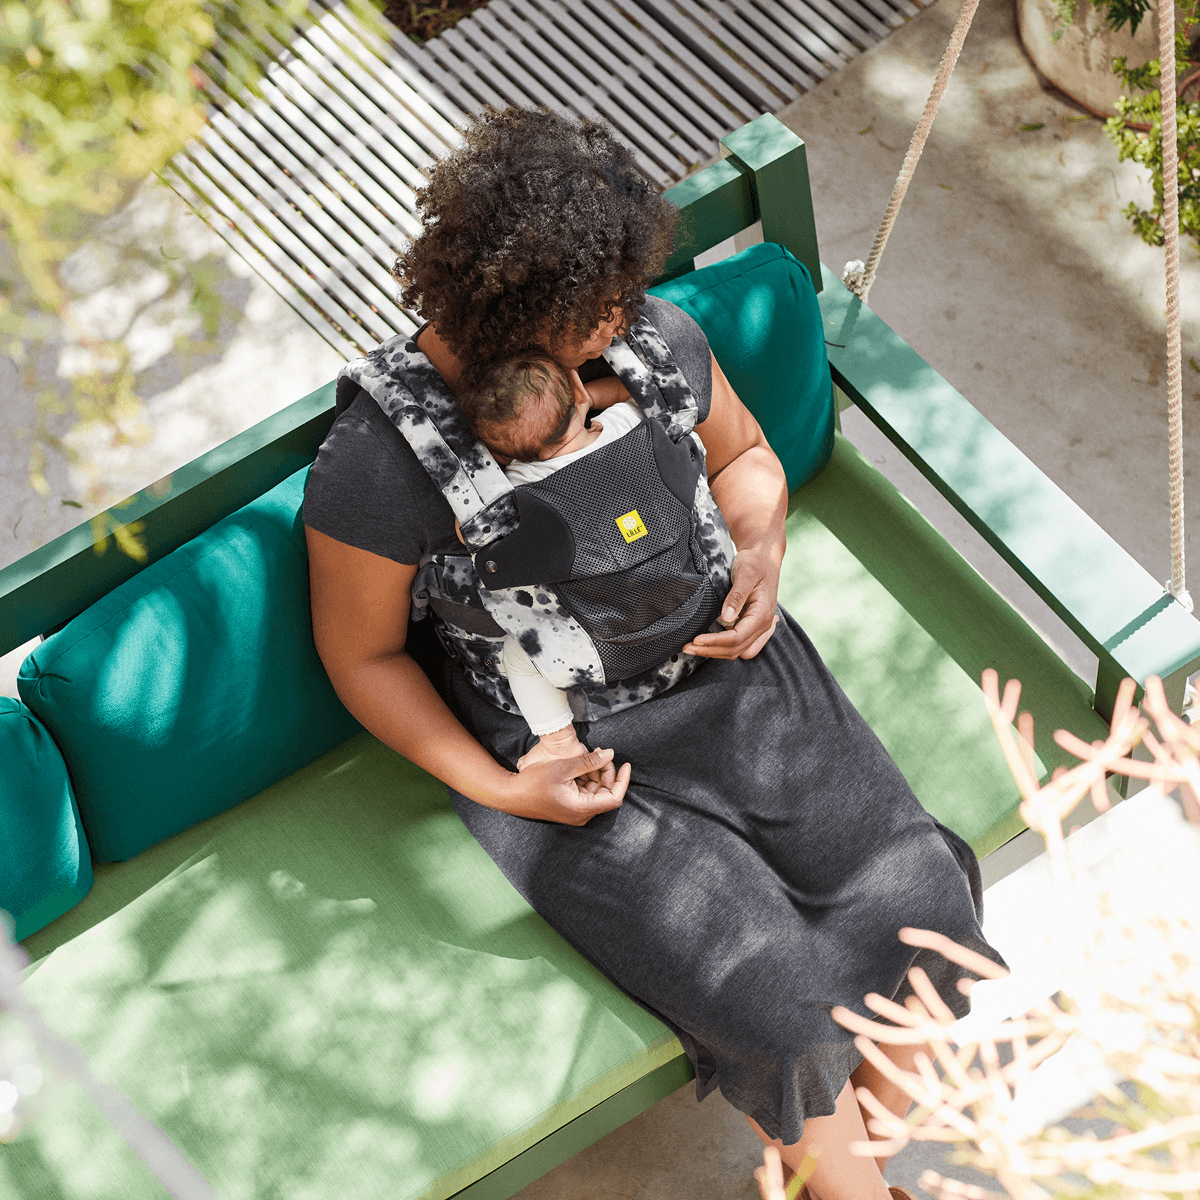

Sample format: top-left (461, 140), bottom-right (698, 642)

top-left (459, 353), bottom-right (642, 768)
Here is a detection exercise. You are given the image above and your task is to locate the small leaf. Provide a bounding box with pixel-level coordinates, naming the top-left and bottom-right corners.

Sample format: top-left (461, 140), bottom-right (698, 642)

top-left (1020, 122), bottom-right (1045, 131)
top-left (112, 519), bottom-right (148, 563)
top-left (939, 183), bottom-right (953, 190)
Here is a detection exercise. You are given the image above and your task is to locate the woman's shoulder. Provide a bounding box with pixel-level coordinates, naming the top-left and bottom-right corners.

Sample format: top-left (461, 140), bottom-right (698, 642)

top-left (641, 294), bottom-right (707, 348)
top-left (303, 387), bottom-right (459, 564)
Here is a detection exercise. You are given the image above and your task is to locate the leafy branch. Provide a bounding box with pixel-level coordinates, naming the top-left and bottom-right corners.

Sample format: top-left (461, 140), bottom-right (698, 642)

top-left (0, 0), bottom-right (307, 558)
top-left (820, 671), bottom-right (1200, 1199)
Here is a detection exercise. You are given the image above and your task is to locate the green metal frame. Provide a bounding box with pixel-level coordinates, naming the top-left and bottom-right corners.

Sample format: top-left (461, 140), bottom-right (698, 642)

top-left (819, 273), bottom-right (1200, 719)
top-left (446, 1057), bottom-right (696, 1200)
top-left (5, 111), bottom-right (1200, 1200)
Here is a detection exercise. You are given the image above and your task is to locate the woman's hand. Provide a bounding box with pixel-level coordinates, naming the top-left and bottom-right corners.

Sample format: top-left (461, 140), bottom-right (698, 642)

top-left (503, 747), bottom-right (631, 826)
top-left (683, 546), bottom-right (781, 660)
top-left (307, 529), bottom-right (623, 824)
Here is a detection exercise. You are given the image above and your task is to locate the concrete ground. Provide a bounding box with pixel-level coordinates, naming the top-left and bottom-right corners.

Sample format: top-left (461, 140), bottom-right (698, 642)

top-left (0, 180), bottom-right (344, 697)
top-left (3, 0), bottom-right (1196, 1192)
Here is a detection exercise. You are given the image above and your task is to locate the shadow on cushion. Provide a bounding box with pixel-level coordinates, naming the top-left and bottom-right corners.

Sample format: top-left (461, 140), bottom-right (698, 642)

top-left (17, 468), bottom-right (361, 862)
top-left (649, 242), bottom-right (834, 490)
top-left (1, 697), bottom-right (93, 938)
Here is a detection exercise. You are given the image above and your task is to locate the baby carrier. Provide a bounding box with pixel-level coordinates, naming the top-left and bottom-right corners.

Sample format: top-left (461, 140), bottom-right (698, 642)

top-left (338, 314), bottom-right (736, 722)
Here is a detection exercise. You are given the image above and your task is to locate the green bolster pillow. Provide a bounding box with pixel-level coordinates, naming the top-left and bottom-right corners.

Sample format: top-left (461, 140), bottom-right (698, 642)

top-left (649, 242), bottom-right (834, 490)
top-left (18, 467), bottom-right (362, 863)
top-left (0, 697), bottom-right (93, 940)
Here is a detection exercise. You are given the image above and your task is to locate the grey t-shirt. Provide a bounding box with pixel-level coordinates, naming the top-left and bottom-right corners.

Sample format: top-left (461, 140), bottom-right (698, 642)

top-left (302, 295), bottom-right (713, 564)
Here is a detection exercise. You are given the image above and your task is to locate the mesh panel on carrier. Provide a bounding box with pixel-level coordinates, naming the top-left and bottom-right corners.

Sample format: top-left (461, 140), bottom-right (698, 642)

top-left (523, 422), bottom-right (721, 681)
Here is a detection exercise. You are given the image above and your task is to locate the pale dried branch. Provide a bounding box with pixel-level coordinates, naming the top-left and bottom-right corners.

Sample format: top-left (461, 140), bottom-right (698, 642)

top-left (829, 671), bottom-right (1200, 1200)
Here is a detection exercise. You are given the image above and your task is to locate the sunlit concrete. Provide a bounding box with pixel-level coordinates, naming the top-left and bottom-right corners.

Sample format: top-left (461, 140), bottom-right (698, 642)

top-left (0, 177), bottom-right (343, 579)
top-left (0, 178), bottom-right (342, 697)
top-left (778, 0), bottom-right (1199, 688)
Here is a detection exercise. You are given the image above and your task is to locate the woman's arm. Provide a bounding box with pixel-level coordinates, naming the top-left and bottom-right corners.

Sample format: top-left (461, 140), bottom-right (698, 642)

top-left (306, 526), bottom-right (628, 823)
top-left (683, 353), bottom-right (788, 661)
top-left (580, 376), bottom-right (630, 409)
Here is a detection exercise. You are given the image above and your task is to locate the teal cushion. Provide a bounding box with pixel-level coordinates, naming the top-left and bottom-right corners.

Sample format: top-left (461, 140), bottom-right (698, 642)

top-left (649, 242), bottom-right (834, 490)
top-left (17, 467), bottom-right (361, 863)
top-left (0, 697), bottom-right (93, 939)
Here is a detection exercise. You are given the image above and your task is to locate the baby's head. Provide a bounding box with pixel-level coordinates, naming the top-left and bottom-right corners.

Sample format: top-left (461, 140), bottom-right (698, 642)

top-left (461, 353), bottom-right (589, 463)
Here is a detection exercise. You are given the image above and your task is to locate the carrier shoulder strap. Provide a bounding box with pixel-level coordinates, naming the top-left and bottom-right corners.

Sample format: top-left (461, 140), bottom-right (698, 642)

top-left (338, 334), bottom-right (517, 551)
top-left (605, 314), bottom-right (700, 442)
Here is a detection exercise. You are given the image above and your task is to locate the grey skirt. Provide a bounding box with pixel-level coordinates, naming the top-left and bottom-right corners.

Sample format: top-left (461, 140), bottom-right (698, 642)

top-left (445, 608), bottom-right (1003, 1144)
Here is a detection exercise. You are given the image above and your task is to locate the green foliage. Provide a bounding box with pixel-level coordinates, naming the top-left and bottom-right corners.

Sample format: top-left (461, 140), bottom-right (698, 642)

top-left (0, 0), bottom-right (306, 555)
top-left (1106, 88), bottom-right (1200, 247)
top-left (1046, 0), bottom-right (1152, 41)
top-left (0, 0), bottom-right (214, 315)
top-left (1101, 0), bottom-right (1153, 34)
top-left (1048, 0), bottom-right (1200, 248)
top-left (1103, 0), bottom-right (1200, 249)
top-left (382, 0), bottom-right (485, 42)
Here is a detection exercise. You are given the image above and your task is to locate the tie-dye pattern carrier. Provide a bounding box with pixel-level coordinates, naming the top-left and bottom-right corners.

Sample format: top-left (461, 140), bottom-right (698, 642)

top-left (338, 316), bottom-right (736, 722)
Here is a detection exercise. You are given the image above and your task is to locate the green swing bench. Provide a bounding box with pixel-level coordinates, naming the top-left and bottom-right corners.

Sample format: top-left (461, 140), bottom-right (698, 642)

top-left (4, 113), bottom-right (1199, 1200)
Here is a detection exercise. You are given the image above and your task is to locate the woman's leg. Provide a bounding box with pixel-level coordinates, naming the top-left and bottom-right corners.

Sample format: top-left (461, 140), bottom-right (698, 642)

top-left (849, 1043), bottom-right (921, 1172)
top-left (747, 1080), bottom-right (891, 1200)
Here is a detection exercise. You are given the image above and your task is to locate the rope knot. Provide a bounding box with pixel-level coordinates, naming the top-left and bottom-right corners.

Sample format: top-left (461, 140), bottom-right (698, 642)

top-left (842, 260), bottom-right (868, 298)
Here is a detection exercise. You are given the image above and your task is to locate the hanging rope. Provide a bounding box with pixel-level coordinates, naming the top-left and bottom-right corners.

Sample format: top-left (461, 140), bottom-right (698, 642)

top-left (1160, 0), bottom-right (1192, 610)
top-left (842, 0), bottom-right (1190, 612)
top-left (842, 0), bottom-right (983, 304)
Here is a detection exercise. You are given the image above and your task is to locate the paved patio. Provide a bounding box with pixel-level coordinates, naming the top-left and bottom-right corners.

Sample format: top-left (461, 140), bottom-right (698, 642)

top-left (3, 0), bottom-right (1196, 1191)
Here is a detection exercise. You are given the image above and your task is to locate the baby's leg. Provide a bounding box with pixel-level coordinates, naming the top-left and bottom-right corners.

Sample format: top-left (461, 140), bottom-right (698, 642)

top-left (501, 637), bottom-right (578, 762)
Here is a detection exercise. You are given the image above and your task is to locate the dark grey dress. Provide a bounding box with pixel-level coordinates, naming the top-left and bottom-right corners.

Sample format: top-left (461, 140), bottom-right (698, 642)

top-left (303, 297), bottom-right (1002, 1144)
top-left (442, 615), bottom-right (995, 1143)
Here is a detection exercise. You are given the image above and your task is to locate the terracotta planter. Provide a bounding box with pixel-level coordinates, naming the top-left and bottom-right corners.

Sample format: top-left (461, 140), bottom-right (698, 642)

top-left (1017, 0), bottom-right (1162, 117)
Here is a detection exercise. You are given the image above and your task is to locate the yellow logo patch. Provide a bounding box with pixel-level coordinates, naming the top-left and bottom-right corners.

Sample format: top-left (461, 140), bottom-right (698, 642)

top-left (616, 509), bottom-right (648, 543)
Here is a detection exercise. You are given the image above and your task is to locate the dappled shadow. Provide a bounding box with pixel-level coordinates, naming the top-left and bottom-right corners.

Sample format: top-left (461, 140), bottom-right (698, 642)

top-left (14, 733), bottom-right (671, 1199)
top-left (778, 481), bottom-right (1038, 855)
top-left (779, 0), bottom-right (1200, 590)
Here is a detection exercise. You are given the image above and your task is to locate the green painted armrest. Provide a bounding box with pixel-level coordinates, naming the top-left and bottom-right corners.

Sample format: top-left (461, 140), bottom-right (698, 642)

top-left (820, 267), bottom-right (1200, 717)
top-left (659, 114), bottom-right (821, 290)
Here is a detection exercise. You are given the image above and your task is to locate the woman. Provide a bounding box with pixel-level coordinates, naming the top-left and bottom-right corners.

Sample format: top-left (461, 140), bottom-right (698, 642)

top-left (303, 106), bottom-right (1002, 1199)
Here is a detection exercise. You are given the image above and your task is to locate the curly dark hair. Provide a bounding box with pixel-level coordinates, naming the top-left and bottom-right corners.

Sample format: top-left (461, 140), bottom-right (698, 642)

top-left (458, 353), bottom-right (575, 461)
top-left (394, 106), bottom-right (678, 386)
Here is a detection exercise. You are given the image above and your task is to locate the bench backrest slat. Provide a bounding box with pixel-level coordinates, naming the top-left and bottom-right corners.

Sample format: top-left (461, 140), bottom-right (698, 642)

top-left (0, 383), bottom-right (336, 656)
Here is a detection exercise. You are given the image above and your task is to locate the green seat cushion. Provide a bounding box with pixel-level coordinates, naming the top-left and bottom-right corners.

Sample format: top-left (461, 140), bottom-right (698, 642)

top-left (12, 734), bottom-right (683, 1200)
top-left (4, 441), bottom-right (1107, 1199)
top-left (17, 467), bottom-right (361, 863)
top-left (649, 241), bottom-right (834, 490)
top-left (0, 698), bottom-right (93, 940)
top-left (784, 434), bottom-right (1106, 856)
